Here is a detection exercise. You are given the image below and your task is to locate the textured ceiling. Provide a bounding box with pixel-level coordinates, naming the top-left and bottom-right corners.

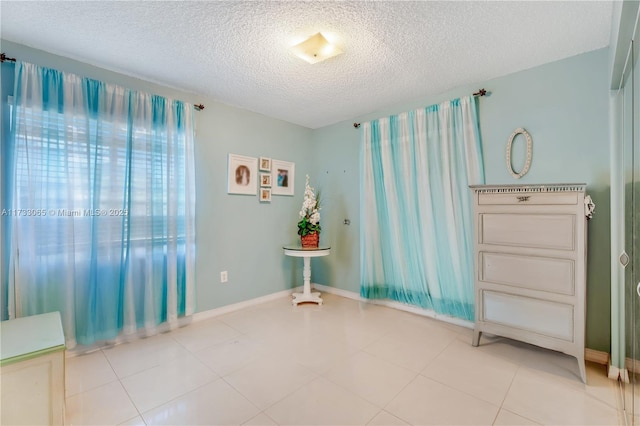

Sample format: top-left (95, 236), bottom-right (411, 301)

top-left (1, 1), bottom-right (612, 129)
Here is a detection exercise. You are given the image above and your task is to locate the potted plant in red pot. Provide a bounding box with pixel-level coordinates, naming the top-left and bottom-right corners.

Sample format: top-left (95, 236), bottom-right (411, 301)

top-left (297, 175), bottom-right (321, 248)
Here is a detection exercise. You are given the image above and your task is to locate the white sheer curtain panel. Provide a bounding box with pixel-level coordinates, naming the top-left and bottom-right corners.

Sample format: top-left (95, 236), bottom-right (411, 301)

top-left (6, 62), bottom-right (196, 347)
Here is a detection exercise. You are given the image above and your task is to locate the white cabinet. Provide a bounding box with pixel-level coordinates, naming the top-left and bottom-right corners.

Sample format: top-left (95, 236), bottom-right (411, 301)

top-left (1, 312), bottom-right (66, 425)
top-left (470, 184), bottom-right (587, 382)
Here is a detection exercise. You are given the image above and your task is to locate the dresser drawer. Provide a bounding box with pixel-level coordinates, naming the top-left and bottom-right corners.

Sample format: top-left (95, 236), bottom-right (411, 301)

top-left (480, 252), bottom-right (574, 295)
top-left (478, 192), bottom-right (578, 206)
top-left (481, 291), bottom-right (574, 341)
top-left (480, 213), bottom-right (575, 250)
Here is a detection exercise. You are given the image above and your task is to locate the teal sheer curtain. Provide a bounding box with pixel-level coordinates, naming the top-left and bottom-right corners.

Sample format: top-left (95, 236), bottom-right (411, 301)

top-left (360, 96), bottom-right (484, 321)
top-left (5, 62), bottom-right (196, 347)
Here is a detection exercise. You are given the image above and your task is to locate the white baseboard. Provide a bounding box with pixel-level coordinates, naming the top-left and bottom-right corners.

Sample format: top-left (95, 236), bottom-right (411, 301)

top-left (315, 284), bottom-right (613, 366)
top-left (67, 287), bottom-right (300, 357)
top-left (67, 283), bottom-right (617, 370)
top-left (197, 281), bottom-right (472, 332)
top-left (192, 287), bottom-right (300, 322)
top-left (312, 283), bottom-right (474, 329)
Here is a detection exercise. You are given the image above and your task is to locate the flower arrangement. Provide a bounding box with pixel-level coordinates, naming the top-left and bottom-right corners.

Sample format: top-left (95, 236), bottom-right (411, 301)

top-left (297, 175), bottom-right (321, 237)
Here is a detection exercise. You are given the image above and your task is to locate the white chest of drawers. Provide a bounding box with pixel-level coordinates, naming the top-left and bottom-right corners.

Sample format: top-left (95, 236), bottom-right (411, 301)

top-left (470, 184), bottom-right (587, 382)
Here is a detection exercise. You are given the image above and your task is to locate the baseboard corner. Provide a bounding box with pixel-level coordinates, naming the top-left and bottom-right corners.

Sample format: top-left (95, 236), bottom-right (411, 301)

top-left (585, 347), bottom-right (609, 365)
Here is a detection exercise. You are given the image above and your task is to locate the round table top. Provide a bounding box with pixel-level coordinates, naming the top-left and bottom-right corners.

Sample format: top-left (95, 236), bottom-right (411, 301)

top-left (283, 245), bottom-right (331, 257)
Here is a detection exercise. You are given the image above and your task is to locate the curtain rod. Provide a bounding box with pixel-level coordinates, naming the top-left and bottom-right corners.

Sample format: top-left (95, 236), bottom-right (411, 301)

top-left (1, 52), bottom-right (205, 111)
top-left (352, 88), bottom-right (489, 129)
top-left (1, 53), bottom-right (16, 63)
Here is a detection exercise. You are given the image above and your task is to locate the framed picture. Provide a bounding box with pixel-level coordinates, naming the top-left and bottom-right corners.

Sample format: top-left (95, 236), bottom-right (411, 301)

top-left (260, 173), bottom-right (272, 187)
top-left (259, 157), bottom-right (272, 172)
top-left (271, 159), bottom-right (295, 196)
top-left (227, 154), bottom-right (258, 195)
top-left (260, 188), bottom-right (272, 202)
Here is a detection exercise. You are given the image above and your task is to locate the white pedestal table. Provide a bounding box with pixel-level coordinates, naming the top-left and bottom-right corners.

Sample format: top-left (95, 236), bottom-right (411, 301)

top-left (283, 245), bottom-right (331, 306)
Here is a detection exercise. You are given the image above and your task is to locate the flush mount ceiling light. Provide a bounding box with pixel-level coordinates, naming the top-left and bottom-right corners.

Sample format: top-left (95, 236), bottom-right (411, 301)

top-left (291, 32), bottom-right (343, 64)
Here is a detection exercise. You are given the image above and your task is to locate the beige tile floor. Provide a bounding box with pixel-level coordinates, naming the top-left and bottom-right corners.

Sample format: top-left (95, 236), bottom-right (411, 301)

top-left (620, 373), bottom-right (640, 426)
top-left (64, 293), bottom-right (622, 425)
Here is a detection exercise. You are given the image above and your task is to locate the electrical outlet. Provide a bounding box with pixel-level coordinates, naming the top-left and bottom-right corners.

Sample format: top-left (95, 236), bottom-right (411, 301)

top-left (220, 271), bottom-right (228, 283)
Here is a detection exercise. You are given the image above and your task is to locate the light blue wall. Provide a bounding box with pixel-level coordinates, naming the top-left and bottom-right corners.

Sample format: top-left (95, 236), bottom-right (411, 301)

top-left (0, 40), bottom-right (315, 314)
top-left (310, 48), bottom-right (611, 352)
top-left (0, 41), bottom-right (612, 351)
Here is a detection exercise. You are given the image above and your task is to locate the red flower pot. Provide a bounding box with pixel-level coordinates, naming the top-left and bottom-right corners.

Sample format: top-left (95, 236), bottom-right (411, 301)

top-left (300, 232), bottom-right (319, 248)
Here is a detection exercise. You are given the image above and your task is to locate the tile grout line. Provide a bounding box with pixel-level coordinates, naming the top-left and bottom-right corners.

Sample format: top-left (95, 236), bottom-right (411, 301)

top-left (63, 352), bottom-right (119, 399)
top-left (413, 370), bottom-right (502, 419)
top-left (317, 349), bottom-right (394, 411)
top-left (107, 341), bottom-right (220, 421)
top-left (101, 346), bottom-right (146, 425)
top-left (136, 376), bottom-right (223, 422)
top-left (64, 293), bottom-right (619, 425)
top-left (220, 372), bottom-right (313, 416)
top-left (380, 374), bottom-right (422, 426)
top-left (489, 364), bottom-right (526, 425)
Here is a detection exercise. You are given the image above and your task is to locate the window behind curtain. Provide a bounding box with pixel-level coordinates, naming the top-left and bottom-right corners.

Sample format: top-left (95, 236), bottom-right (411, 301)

top-left (11, 104), bottom-right (180, 254)
top-left (5, 61), bottom-right (196, 347)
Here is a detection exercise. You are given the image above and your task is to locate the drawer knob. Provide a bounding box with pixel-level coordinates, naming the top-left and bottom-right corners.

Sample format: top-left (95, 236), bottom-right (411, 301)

top-left (517, 196), bottom-right (530, 202)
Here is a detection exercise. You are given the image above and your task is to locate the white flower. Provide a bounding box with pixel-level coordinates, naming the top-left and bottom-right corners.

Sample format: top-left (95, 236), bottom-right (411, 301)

top-left (299, 174), bottom-right (320, 223)
top-left (310, 211), bottom-right (320, 224)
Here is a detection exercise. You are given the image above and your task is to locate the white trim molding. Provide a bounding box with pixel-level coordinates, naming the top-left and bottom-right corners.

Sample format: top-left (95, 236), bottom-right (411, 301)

top-left (316, 284), bottom-right (612, 369)
top-left (192, 287), bottom-right (301, 322)
top-left (312, 283), bottom-right (474, 329)
top-left (66, 287), bottom-right (302, 357)
top-left (68, 283), bottom-right (615, 372)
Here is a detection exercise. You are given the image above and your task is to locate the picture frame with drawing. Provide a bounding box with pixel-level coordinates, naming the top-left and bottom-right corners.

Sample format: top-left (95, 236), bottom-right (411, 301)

top-left (260, 173), bottom-right (272, 187)
top-left (259, 157), bottom-right (272, 172)
top-left (260, 188), bottom-right (272, 202)
top-left (271, 160), bottom-right (295, 196)
top-left (227, 154), bottom-right (258, 195)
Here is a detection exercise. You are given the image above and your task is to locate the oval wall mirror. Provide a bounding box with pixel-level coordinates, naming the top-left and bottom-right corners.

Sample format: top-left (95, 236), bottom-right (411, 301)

top-left (506, 128), bottom-right (532, 179)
